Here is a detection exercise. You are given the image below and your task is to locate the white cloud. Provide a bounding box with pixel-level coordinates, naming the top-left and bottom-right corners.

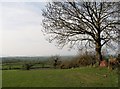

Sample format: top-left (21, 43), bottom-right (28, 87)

top-left (1, 2), bottom-right (77, 56)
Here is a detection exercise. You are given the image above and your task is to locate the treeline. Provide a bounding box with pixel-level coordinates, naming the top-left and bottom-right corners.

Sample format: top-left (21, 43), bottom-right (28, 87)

top-left (1, 56), bottom-right (74, 70)
top-left (1, 54), bottom-right (119, 70)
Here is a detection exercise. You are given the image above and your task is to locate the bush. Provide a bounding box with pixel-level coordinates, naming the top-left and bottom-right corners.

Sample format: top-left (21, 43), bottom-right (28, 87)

top-left (75, 53), bottom-right (96, 67)
top-left (22, 63), bottom-right (34, 70)
top-left (59, 60), bottom-right (71, 69)
top-left (48, 55), bottom-right (62, 69)
top-left (59, 53), bottom-right (96, 69)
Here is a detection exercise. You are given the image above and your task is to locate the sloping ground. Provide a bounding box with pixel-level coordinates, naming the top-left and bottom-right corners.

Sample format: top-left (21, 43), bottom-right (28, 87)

top-left (2, 67), bottom-right (118, 87)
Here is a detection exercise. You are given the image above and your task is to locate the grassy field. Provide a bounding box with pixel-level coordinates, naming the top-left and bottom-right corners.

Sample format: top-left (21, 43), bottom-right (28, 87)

top-left (2, 67), bottom-right (118, 87)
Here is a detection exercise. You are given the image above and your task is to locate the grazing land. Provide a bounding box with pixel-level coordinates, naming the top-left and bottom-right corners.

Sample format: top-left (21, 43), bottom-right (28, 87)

top-left (2, 67), bottom-right (118, 87)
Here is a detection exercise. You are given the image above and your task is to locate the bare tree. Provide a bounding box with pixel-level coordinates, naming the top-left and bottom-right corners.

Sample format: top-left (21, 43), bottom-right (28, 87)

top-left (42, 1), bottom-right (120, 63)
top-left (51, 55), bottom-right (61, 69)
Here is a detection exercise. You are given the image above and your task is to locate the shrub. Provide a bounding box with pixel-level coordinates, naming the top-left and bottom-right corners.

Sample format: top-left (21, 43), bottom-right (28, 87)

top-left (49, 55), bottom-right (62, 69)
top-left (74, 53), bottom-right (96, 67)
top-left (59, 60), bottom-right (72, 69)
top-left (108, 55), bottom-right (120, 70)
top-left (59, 53), bottom-right (96, 69)
top-left (22, 63), bottom-right (34, 70)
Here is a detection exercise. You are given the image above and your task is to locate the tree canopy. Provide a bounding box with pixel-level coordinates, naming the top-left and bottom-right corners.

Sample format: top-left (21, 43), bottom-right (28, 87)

top-left (42, 1), bottom-right (120, 62)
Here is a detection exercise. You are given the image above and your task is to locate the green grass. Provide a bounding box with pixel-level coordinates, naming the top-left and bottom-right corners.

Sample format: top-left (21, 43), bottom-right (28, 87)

top-left (2, 64), bottom-right (22, 70)
top-left (0, 70), bottom-right (2, 88)
top-left (2, 67), bottom-right (118, 87)
top-left (2, 63), bottom-right (52, 70)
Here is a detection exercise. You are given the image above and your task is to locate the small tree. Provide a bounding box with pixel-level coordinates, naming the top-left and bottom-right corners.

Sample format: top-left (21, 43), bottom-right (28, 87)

top-left (22, 63), bottom-right (34, 70)
top-left (50, 55), bottom-right (61, 69)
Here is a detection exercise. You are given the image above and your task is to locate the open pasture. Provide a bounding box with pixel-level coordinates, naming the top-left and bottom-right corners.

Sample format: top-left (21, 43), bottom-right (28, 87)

top-left (2, 67), bottom-right (118, 87)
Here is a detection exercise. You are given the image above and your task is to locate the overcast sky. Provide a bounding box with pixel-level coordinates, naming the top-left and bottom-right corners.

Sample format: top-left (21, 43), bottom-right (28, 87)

top-left (0, 2), bottom-right (77, 57)
top-left (0, 1), bottom-right (118, 57)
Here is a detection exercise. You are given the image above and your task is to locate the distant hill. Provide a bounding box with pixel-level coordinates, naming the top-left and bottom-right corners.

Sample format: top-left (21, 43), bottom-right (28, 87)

top-left (1, 56), bottom-right (74, 62)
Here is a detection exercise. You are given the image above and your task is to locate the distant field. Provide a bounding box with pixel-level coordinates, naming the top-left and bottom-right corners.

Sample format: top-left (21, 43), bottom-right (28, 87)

top-left (2, 67), bottom-right (118, 87)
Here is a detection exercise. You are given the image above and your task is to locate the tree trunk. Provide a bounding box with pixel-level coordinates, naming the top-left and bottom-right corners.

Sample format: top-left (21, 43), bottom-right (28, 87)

top-left (95, 42), bottom-right (102, 65)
